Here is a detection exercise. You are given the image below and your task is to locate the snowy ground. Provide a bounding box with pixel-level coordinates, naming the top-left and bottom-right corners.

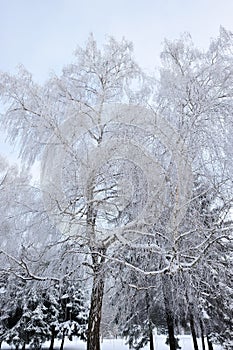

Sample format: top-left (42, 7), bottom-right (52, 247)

top-left (2, 335), bottom-right (223, 350)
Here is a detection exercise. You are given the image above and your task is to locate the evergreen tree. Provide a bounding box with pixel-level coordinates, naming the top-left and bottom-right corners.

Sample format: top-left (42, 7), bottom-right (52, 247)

top-left (57, 280), bottom-right (88, 349)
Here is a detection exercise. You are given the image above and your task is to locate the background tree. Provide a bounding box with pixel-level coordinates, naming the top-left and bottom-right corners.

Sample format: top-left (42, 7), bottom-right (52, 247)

top-left (154, 26), bottom-right (233, 349)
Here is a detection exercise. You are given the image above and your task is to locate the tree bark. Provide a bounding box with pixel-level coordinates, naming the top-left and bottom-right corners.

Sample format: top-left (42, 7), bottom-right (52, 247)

top-left (86, 251), bottom-right (106, 350)
top-left (166, 310), bottom-right (177, 350)
top-left (60, 329), bottom-right (65, 350)
top-left (189, 311), bottom-right (199, 350)
top-left (206, 335), bottom-right (213, 350)
top-left (49, 325), bottom-right (56, 350)
top-left (200, 319), bottom-right (206, 350)
top-left (146, 291), bottom-right (154, 350)
top-left (162, 275), bottom-right (177, 350)
top-left (149, 326), bottom-right (154, 350)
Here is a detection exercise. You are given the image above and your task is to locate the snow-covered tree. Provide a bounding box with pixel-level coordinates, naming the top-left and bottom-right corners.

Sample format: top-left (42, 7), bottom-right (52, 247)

top-left (0, 35), bottom-right (154, 350)
top-left (1, 29), bottom-right (233, 350)
top-left (56, 280), bottom-right (88, 349)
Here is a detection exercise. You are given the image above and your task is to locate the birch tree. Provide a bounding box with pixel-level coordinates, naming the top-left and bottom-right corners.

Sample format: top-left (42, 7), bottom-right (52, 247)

top-left (103, 27), bottom-right (233, 350)
top-left (0, 36), bottom-right (155, 350)
top-left (153, 27), bottom-right (233, 349)
top-left (1, 29), bottom-right (233, 350)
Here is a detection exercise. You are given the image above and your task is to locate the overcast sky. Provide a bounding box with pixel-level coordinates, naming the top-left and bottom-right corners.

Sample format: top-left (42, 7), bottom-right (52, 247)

top-left (1, 0), bottom-right (233, 160)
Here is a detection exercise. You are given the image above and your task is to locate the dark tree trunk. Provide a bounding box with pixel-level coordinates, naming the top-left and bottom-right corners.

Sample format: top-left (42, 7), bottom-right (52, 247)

top-left (21, 343), bottom-right (26, 350)
top-left (162, 275), bottom-right (177, 350)
top-left (200, 319), bottom-right (206, 350)
top-left (146, 291), bottom-right (154, 350)
top-left (189, 311), bottom-right (199, 350)
top-left (166, 309), bottom-right (177, 350)
top-left (206, 335), bottom-right (213, 350)
top-left (86, 250), bottom-right (106, 350)
top-left (149, 326), bottom-right (154, 350)
top-left (60, 329), bottom-right (66, 350)
top-left (49, 325), bottom-right (56, 350)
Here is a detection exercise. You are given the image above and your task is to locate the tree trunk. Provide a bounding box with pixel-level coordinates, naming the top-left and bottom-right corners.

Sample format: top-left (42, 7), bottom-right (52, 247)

top-left (166, 310), bottom-right (177, 350)
top-left (206, 335), bottom-right (213, 350)
top-left (189, 311), bottom-right (199, 350)
top-left (49, 325), bottom-right (56, 350)
top-left (162, 275), bottom-right (177, 350)
top-left (60, 329), bottom-right (66, 350)
top-left (146, 291), bottom-right (154, 350)
top-left (86, 251), bottom-right (106, 350)
top-left (200, 319), bottom-right (206, 350)
top-left (149, 326), bottom-right (154, 350)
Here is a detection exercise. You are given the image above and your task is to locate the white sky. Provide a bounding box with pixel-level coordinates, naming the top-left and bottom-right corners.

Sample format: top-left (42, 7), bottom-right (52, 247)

top-left (1, 0), bottom-right (233, 160)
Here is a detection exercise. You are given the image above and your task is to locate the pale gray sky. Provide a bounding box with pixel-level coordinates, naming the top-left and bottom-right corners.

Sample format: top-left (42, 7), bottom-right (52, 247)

top-left (2, 0), bottom-right (233, 81)
top-left (1, 0), bottom-right (233, 159)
